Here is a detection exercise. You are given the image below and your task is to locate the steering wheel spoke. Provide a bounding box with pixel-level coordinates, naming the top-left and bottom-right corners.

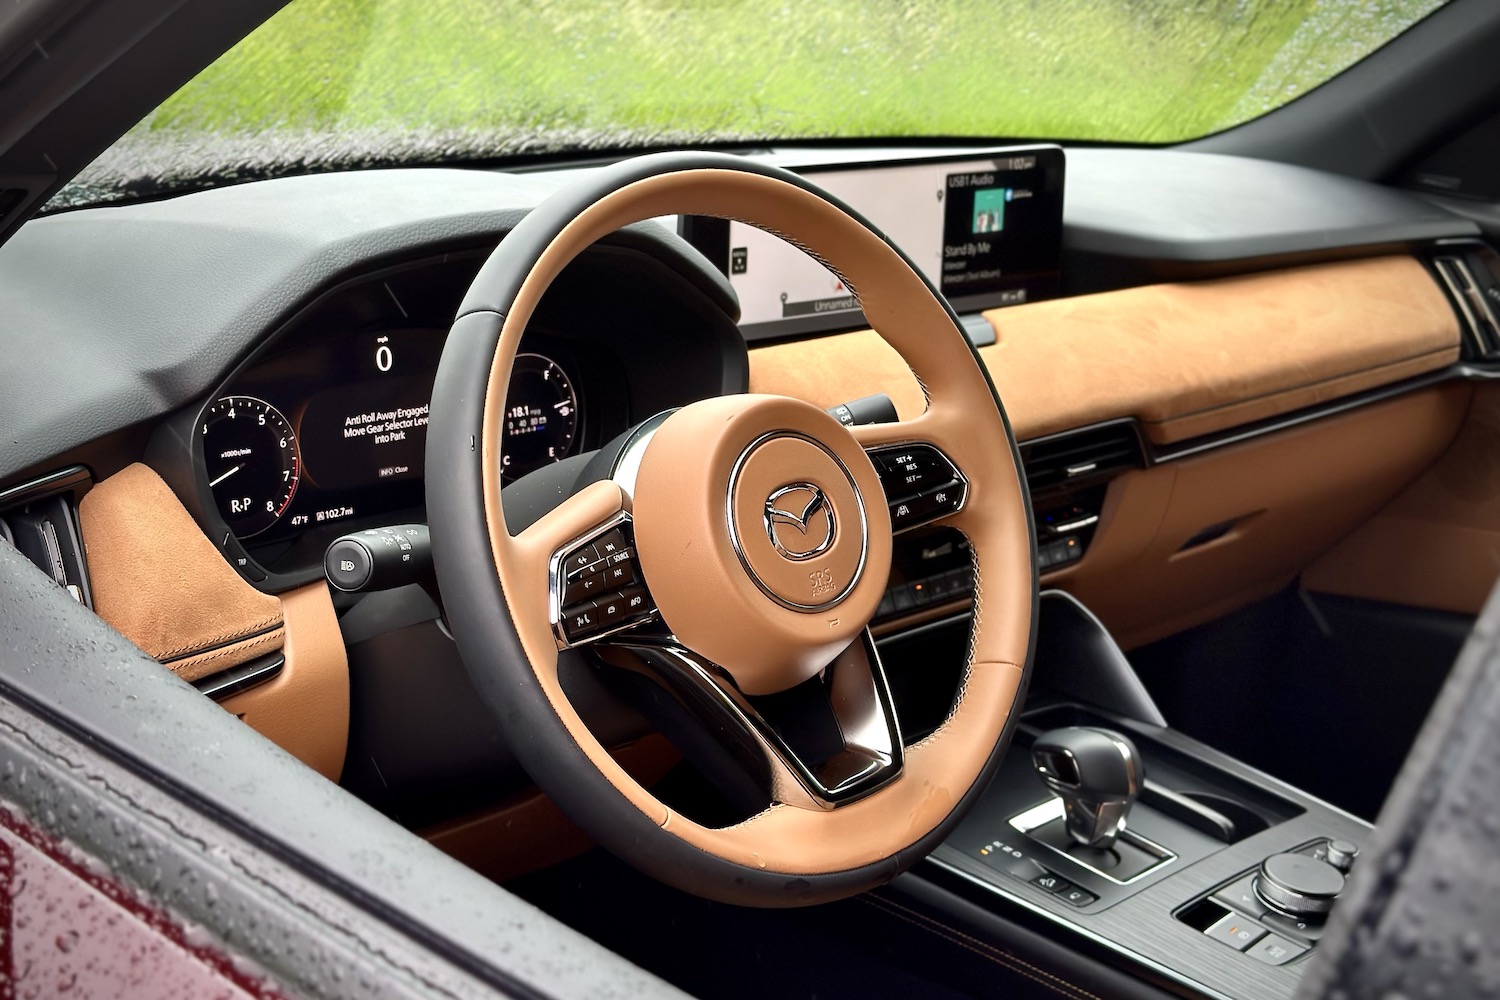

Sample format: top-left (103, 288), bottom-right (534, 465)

top-left (856, 432), bottom-right (970, 534)
top-left (606, 629), bottom-right (903, 811)
top-left (512, 483), bottom-right (664, 648)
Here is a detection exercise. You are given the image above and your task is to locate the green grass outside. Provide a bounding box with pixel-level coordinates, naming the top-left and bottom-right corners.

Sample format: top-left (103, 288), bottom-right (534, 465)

top-left (141, 0), bottom-right (1444, 147)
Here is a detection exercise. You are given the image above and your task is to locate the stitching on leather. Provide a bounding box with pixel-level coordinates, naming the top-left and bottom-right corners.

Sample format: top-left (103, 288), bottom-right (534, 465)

top-left (700, 212), bottom-right (861, 300)
top-left (163, 629), bottom-right (284, 676)
top-left (1142, 345), bottom-right (1456, 425)
top-left (860, 894), bottom-right (1103, 1000)
top-left (162, 627), bottom-right (283, 670)
top-left (156, 615), bottom-right (284, 662)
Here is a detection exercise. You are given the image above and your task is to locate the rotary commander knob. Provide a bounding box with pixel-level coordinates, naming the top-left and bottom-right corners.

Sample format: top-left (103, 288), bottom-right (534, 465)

top-left (1254, 852), bottom-right (1345, 918)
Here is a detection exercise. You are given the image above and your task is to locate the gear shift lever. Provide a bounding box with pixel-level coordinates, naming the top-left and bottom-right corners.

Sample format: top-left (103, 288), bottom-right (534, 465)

top-left (1031, 727), bottom-right (1144, 849)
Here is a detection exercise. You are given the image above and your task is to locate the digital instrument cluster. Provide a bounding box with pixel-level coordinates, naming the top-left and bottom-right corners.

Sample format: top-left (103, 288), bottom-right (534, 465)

top-left (200, 328), bottom-right (584, 543)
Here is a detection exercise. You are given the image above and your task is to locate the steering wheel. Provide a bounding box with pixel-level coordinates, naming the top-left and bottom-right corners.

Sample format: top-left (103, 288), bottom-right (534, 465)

top-left (427, 152), bottom-right (1036, 906)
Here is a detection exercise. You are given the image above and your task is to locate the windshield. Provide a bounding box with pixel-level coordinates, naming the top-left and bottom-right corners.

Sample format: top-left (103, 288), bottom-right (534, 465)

top-left (59, 0), bottom-right (1447, 208)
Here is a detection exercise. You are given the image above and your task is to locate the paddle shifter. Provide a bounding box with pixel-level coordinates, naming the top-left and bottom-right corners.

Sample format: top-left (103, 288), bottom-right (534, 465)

top-left (1031, 727), bottom-right (1145, 849)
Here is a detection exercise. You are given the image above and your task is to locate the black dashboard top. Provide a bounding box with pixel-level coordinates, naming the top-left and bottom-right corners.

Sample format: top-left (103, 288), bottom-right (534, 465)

top-left (1061, 148), bottom-right (1478, 285)
top-left (0, 167), bottom-right (735, 484)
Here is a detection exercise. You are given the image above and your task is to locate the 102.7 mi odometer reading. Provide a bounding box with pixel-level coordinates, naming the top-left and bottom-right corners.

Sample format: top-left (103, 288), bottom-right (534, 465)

top-left (202, 395), bottom-right (301, 537)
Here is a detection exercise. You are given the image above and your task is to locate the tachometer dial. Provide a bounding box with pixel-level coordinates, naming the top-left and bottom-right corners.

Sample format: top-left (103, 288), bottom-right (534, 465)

top-left (202, 395), bottom-right (301, 537)
top-left (502, 353), bottom-right (579, 481)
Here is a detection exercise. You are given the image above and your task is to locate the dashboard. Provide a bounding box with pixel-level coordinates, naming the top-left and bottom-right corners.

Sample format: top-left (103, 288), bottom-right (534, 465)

top-left (0, 142), bottom-right (1489, 838)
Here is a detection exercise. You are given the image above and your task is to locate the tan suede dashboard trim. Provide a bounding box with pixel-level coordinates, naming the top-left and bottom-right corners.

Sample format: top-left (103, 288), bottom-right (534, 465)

top-left (79, 463), bottom-right (285, 681)
top-left (78, 464), bottom-right (349, 779)
top-left (748, 256), bottom-right (1460, 445)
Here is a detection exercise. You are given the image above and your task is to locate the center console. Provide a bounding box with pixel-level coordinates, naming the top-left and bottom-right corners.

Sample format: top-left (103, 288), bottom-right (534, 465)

top-left (901, 592), bottom-right (1373, 1000)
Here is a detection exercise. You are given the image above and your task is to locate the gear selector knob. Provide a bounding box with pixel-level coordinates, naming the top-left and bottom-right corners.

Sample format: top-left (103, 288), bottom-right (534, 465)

top-left (1031, 727), bottom-right (1145, 849)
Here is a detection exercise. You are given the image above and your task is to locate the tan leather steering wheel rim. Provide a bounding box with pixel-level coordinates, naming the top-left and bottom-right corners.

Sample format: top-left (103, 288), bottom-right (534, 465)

top-left (427, 152), bottom-right (1037, 906)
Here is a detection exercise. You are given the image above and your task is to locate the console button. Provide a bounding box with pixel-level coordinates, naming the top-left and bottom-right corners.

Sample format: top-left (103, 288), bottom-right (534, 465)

top-left (891, 585), bottom-right (915, 612)
top-left (1057, 886), bottom-right (1097, 907)
top-left (927, 572), bottom-right (960, 600)
top-left (1205, 912), bottom-right (1267, 951)
top-left (1255, 853), bottom-right (1343, 918)
top-left (1246, 934), bottom-right (1306, 966)
top-left (1212, 874), bottom-right (1270, 920)
top-left (1030, 872), bottom-right (1071, 894)
top-left (1260, 910), bottom-right (1326, 943)
top-left (1325, 839), bottom-right (1359, 872)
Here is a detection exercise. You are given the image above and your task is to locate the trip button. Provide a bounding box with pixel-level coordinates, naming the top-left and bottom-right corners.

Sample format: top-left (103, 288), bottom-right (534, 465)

top-left (224, 534), bottom-right (269, 583)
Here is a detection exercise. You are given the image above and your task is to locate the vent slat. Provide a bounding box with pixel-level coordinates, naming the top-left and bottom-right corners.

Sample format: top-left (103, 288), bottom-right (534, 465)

top-left (1022, 425), bottom-right (1144, 492)
top-left (1433, 254), bottom-right (1500, 358)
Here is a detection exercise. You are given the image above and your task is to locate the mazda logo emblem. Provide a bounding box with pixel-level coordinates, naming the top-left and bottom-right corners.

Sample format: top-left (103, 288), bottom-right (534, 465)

top-left (764, 483), bottom-right (836, 561)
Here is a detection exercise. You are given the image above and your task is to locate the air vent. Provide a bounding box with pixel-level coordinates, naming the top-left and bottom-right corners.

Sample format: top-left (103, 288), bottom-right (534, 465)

top-left (1020, 423), bottom-right (1145, 496)
top-left (0, 466), bottom-right (93, 607)
top-left (1433, 254), bottom-right (1500, 358)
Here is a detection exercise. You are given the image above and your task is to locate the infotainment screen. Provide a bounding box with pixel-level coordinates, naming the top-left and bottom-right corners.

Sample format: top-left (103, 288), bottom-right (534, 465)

top-left (681, 146), bottom-right (1064, 340)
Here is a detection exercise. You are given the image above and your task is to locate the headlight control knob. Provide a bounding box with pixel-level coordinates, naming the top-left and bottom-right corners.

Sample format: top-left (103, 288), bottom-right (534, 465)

top-left (1254, 852), bottom-right (1345, 918)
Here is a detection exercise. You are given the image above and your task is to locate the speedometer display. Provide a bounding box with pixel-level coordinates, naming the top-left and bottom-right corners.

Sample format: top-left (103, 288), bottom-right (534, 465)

top-left (502, 353), bottom-right (579, 481)
top-left (202, 396), bottom-right (301, 537)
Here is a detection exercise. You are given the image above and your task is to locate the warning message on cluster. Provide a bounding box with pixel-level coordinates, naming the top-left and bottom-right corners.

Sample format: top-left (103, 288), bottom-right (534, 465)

top-left (301, 381), bottom-right (431, 490)
top-left (342, 405), bottom-right (430, 446)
